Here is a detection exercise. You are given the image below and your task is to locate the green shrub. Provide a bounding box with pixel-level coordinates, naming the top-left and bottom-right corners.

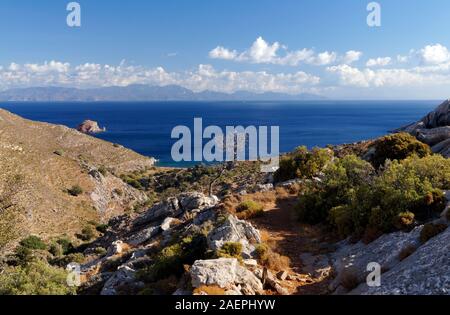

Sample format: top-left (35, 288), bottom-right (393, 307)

top-left (370, 133), bottom-right (431, 167)
top-left (217, 242), bottom-right (243, 259)
top-left (420, 223), bottom-right (447, 243)
top-left (51, 253), bottom-right (85, 267)
top-left (67, 185), bottom-right (83, 197)
top-left (20, 236), bottom-right (47, 250)
top-left (296, 155), bottom-right (374, 226)
top-left (254, 243), bottom-right (269, 259)
top-left (236, 200), bottom-right (264, 219)
top-left (295, 154), bottom-right (450, 240)
top-left (328, 205), bottom-right (354, 238)
top-left (13, 246), bottom-right (34, 266)
top-left (96, 224), bottom-right (109, 234)
top-left (94, 247), bottom-right (107, 256)
top-left (56, 238), bottom-right (75, 255)
top-left (77, 226), bottom-right (95, 242)
top-left (48, 243), bottom-right (64, 257)
top-left (0, 260), bottom-right (76, 295)
top-left (98, 166), bottom-right (107, 176)
top-left (138, 235), bottom-right (207, 283)
top-left (392, 212), bottom-right (415, 231)
top-left (274, 146), bottom-right (333, 182)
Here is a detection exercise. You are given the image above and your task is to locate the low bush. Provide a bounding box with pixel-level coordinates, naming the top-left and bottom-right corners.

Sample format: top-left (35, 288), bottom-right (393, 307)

top-left (340, 268), bottom-right (360, 291)
top-left (392, 212), bottom-right (415, 231)
top-left (295, 154), bottom-right (450, 240)
top-left (420, 223), bottom-right (447, 243)
top-left (370, 133), bottom-right (431, 168)
top-left (98, 166), bottom-right (108, 176)
top-left (48, 243), bottom-right (64, 257)
top-left (20, 236), bottom-right (47, 250)
top-left (94, 247), bottom-right (107, 256)
top-left (95, 224), bottom-right (109, 234)
top-left (56, 238), bottom-right (75, 255)
top-left (217, 242), bottom-right (243, 259)
top-left (13, 246), bottom-right (34, 266)
top-left (51, 253), bottom-right (85, 268)
top-left (236, 200), bottom-right (264, 220)
top-left (77, 226), bottom-right (95, 242)
top-left (254, 243), bottom-right (290, 271)
top-left (67, 185), bottom-right (83, 197)
top-left (398, 245), bottom-right (417, 261)
top-left (138, 235), bottom-right (208, 283)
top-left (0, 260), bottom-right (76, 295)
top-left (274, 146), bottom-right (333, 182)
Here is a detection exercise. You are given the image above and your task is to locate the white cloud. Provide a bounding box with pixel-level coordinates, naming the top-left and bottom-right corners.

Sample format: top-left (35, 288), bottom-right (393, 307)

top-left (419, 44), bottom-right (450, 65)
top-left (246, 36), bottom-right (281, 63)
top-left (342, 50), bottom-right (363, 64)
top-left (0, 61), bottom-right (320, 94)
top-left (366, 57), bottom-right (392, 67)
top-left (209, 46), bottom-right (238, 60)
top-left (209, 37), bottom-right (344, 66)
top-left (327, 63), bottom-right (450, 88)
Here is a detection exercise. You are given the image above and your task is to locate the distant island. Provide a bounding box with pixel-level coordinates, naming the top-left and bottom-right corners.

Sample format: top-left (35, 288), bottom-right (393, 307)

top-left (0, 84), bottom-right (326, 102)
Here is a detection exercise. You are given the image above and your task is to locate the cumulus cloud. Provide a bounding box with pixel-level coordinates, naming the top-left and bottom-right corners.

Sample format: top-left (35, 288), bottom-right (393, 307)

top-left (209, 37), bottom-right (349, 66)
top-left (0, 60), bottom-right (320, 94)
top-left (342, 50), bottom-right (363, 64)
top-left (419, 44), bottom-right (450, 65)
top-left (208, 46), bottom-right (238, 60)
top-left (366, 57), bottom-right (392, 67)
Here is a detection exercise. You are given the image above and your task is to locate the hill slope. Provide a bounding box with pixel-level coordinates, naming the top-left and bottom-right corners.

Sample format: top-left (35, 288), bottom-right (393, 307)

top-left (0, 108), bottom-right (155, 249)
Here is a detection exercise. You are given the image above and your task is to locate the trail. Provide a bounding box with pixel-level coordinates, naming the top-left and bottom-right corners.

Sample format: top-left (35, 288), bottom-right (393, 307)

top-left (250, 196), bottom-right (334, 295)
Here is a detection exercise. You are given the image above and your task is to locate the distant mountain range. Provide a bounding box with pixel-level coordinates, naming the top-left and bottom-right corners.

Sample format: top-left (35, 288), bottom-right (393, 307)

top-left (0, 85), bottom-right (325, 102)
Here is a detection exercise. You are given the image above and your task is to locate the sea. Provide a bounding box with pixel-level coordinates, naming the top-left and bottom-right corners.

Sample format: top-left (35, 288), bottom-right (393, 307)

top-left (0, 101), bottom-right (438, 167)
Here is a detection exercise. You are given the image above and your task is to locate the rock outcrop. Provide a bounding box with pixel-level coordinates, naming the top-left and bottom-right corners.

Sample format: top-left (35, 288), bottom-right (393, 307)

top-left (190, 258), bottom-right (264, 295)
top-left (207, 215), bottom-right (261, 259)
top-left (77, 120), bottom-right (106, 134)
top-left (396, 99), bottom-right (450, 157)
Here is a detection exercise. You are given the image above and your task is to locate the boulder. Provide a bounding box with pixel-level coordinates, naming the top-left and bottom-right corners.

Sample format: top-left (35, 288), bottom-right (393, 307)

top-left (77, 120), bottom-right (106, 134)
top-left (432, 138), bottom-right (450, 158)
top-left (190, 258), bottom-right (263, 295)
top-left (178, 192), bottom-right (218, 211)
top-left (207, 215), bottom-right (261, 258)
top-left (354, 227), bottom-right (450, 295)
top-left (416, 126), bottom-right (450, 146)
top-left (127, 225), bottom-right (160, 246)
top-left (254, 184), bottom-right (274, 193)
top-left (107, 240), bottom-right (125, 256)
top-left (101, 266), bottom-right (137, 295)
top-left (329, 226), bottom-right (423, 293)
top-left (134, 192), bottom-right (218, 227)
top-left (397, 99), bottom-right (450, 132)
top-left (161, 217), bottom-right (175, 231)
top-left (395, 99), bottom-right (450, 158)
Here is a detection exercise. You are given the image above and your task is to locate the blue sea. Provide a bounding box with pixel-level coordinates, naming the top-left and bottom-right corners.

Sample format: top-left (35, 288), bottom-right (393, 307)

top-left (1, 101), bottom-right (438, 167)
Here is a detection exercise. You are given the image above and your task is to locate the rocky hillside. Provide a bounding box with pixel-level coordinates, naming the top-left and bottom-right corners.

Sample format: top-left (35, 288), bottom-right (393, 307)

top-left (0, 108), bottom-right (155, 250)
top-left (396, 99), bottom-right (450, 157)
top-left (0, 100), bottom-right (448, 296)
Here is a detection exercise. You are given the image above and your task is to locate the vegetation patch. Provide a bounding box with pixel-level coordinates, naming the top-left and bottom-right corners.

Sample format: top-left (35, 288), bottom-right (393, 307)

top-left (420, 223), bottom-right (447, 243)
top-left (295, 154), bottom-right (450, 240)
top-left (236, 200), bottom-right (264, 220)
top-left (0, 260), bottom-right (76, 295)
top-left (67, 185), bottom-right (83, 197)
top-left (370, 133), bottom-right (431, 168)
top-left (217, 242), bottom-right (243, 260)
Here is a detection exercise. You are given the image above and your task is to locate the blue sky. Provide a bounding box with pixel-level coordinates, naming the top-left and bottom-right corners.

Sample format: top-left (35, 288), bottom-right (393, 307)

top-left (1, 0), bottom-right (450, 99)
